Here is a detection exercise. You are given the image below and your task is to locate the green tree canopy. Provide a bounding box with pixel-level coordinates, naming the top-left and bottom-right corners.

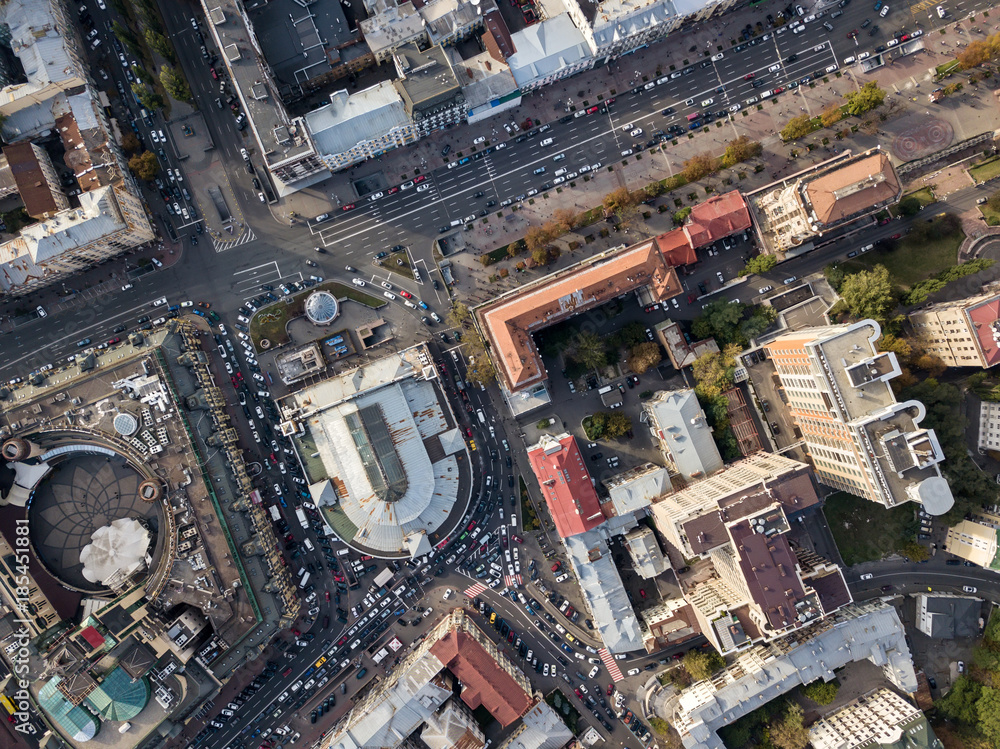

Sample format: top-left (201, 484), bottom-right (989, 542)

top-left (770, 703), bottom-right (809, 749)
top-left (800, 680), bottom-right (839, 705)
top-left (144, 28), bottom-right (176, 62)
top-left (720, 135), bottom-right (762, 168)
top-left (574, 331), bottom-right (607, 371)
top-left (691, 299), bottom-right (745, 344)
top-left (839, 264), bottom-right (896, 322)
top-left (683, 650), bottom-right (725, 681)
top-left (602, 187), bottom-right (640, 222)
top-left (132, 83), bottom-right (164, 110)
top-left (844, 82), bottom-right (886, 116)
top-left (691, 350), bottom-right (735, 399)
top-left (160, 65), bottom-right (192, 102)
top-left (672, 206), bottom-right (692, 226)
top-left (780, 114), bottom-right (814, 141)
top-left (738, 254), bottom-right (777, 277)
top-left (603, 410), bottom-right (632, 438)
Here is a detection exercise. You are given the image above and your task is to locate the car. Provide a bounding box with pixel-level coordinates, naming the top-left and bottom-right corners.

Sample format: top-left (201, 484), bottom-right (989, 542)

top-left (978, 197), bottom-right (989, 205)
top-left (626, 668), bottom-right (640, 676)
top-left (629, 128), bottom-right (643, 137)
top-left (963, 586), bottom-right (978, 593)
top-left (879, 3), bottom-right (888, 14)
top-left (860, 573), bottom-right (873, 580)
top-left (937, 4), bottom-right (945, 16)
top-left (758, 285), bottom-right (773, 294)
top-left (621, 149), bottom-right (633, 157)
top-left (958, 661), bottom-right (965, 673)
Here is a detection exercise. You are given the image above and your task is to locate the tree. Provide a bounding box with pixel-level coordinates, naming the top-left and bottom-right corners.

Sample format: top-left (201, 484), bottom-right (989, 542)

top-left (683, 650), bottom-right (725, 681)
top-left (463, 327), bottom-right (496, 387)
top-left (629, 341), bottom-right (662, 374)
top-left (531, 248), bottom-right (550, 265)
top-left (977, 687), bottom-right (1000, 748)
top-left (160, 65), bottom-right (192, 102)
top-left (840, 265), bottom-right (896, 322)
top-left (738, 254), bottom-right (777, 277)
top-left (720, 135), bottom-right (762, 168)
top-left (858, 110), bottom-right (881, 136)
top-left (121, 132), bottom-right (141, 153)
top-left (780, 114), bottom-right (813, 141)
top-left (741, 306), bottom-right (777, 341)
top-left (824, 263), bottom-right (846, 291)
top-left (132, 83), bottom-right (164, 110)
top-left (446, 302), bottom-right (471, 329)
top-left (876, 333), bottom-right (912, 360)
top-left (541, 220), bottom-right (567, 241)
top-left (604, 411), bottom-right (632, 438)
top-left (692, 351), bottom-right (734, 398)
top-left (112, 20), bottom-right (140, 55)
top-left (898, 540), bottom-right (929, 562)
top-left (144, 28), bottom-right (176, 62)
top-left (801, 680), bottom-right (839, 705)
top-left (128, 151), bottom-right (160, 181)
top-left (844, 82), bottom-right (886, 116)
top-left (770, 704), bottom-right (809, 749)
top-left (681, 152), bottom-right (719, 183)
top-left (672, 206), bottom-right (692, 225)
top-left (897, 196), bottom-right (922, 216)
top-left (820, 102), bottom-right (843, 127)
top-left (913, 353), bottom-right (947, 377)
top-left (959, 39), bottom-right (994, 69)
top-left (938, 676), bottom-right (982, 724)
top-left (525, 225), bottom-right (551, 253)
top-left (602, 187), bottom-right (640, 222)
top-left (575, 331), bottom-right (607, 371)
top-left (692, 299), bottom-right (745, 345)
top-left (553, 208), bottom-right (576, 231)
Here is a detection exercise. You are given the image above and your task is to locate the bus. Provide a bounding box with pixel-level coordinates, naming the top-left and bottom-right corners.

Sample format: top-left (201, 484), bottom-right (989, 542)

top-left (324, 335), bottom-right (344, 347)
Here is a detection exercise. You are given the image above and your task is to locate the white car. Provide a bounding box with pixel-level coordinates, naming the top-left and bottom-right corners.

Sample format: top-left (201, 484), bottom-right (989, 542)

top-left (369, 191), bottom-right (384, 201)
top-left (711, 52), bottom-right (724, 61)
top-left (180, 300), bottom-right (193, 307)
top-left (879, 4), bottom-right (889, 15)
top-left (621, 149), bottom-right (633, 157)
top-left (936, 4), bottom-right (945, 16)
top-left (621, 123), bottom-right (634, 132)
top-left (729, 104), bottom-right (741, 112)
top-left (629, 128), bottom-right (643, 138)
top-left (473, 136), bottom-right (486, 144)
top-left (963, 586), bottom-right (978, 593)
top-left (553, 176), bottom-right (566, 185)
top-left (588, 666), bottom-right (600, 678)
top-left (860, 573), bottom-right (873, 580)
top-left (769, 63), bottom-right (781, 72)
top-left (626, 668), bottom-right (640, 676)
top-left (700, 98), bottom-right (714, 107)
top-left (416, 184), bottom-right (430, 192)
top-left (543, 663), bottom-right (550, 676)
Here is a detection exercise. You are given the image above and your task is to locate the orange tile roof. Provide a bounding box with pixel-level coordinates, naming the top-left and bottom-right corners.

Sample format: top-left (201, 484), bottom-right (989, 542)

top-left (683, 190), bottom-right (751, 248)
top-left (430, 629), bottom-right (531, 726)
top-left (655, 228), bottom-right (697, 267)
top-left (526, 434), bottom-right (605, 538)
top-left (805, 151), bottom-right (900, 225)
top-left (476, 239), bottom-right (681, 392)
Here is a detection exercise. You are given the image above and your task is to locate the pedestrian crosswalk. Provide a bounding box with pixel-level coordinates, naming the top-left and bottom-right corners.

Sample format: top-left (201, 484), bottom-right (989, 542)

top-left (464, 582), bottom-right (487, 598)
top-left (503, 574), bottom-right (523, 588)
top-left (600, 648), bottom-right (624, 681)
top-left (212, 226), bottom-right (256, 252)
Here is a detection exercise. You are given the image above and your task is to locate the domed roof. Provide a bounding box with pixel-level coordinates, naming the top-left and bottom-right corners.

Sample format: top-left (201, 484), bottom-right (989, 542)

top-left (113, 412), bottom-right (138, 436)
top-left (914, 475), bottom-right (954, 516)
top-left (304, 290), bottom-right (339, 325)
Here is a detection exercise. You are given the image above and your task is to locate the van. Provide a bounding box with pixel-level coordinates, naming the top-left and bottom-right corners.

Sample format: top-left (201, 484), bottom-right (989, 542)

top-left (477, 409), bottom-right (486, 424)
top-left (337, 548), bottom-right (350, 556)
top-left (554, 168), bottom-right (567, 177)
top-left (450, 219), bottom-right (463, 228)
top-left (304, 538), bottom-right (315, 552)
top-left (140, 108), bottom-right (149, 120)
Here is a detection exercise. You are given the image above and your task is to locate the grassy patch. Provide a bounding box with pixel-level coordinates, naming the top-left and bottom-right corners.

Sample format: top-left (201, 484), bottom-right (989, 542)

top-left (850, 226), bottom-right (963, 289)
top-left (970, 156), bottom-right (1000, 184)
top-left (890, 186), bottom-right (935, 217)
top-left (823, 491), bottom-right (917, 565)
top-left (520, 475), bottom-right (540, 531)
top-left (249, 282), bottom-right (382, 347)
top-left (376, 251), bottom-right (414, 279)
top-left (545, 690), bottom-right (581, 733)
top-left (980, 202), bottom-right (1000, 226)
top-left (936, 59), bottom-right (961, 77)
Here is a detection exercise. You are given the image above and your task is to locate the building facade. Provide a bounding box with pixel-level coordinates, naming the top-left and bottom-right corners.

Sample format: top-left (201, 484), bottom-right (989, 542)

top-left (809, 689), bottom-right (941, 749)
top-left (907, 291), bottom-right (1000, 369)
top-left (763, 320), bottom-right (954, 514)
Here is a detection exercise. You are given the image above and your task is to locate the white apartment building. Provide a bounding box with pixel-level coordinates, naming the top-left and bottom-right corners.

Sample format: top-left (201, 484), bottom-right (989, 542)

top-left (809, 689), bottom-right (940, 749)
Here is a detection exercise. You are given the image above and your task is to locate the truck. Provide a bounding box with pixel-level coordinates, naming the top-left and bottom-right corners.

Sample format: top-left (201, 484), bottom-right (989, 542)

top-left (269, 505), bottom-right (282, 523)
top-left (295, 507), bottom-right (309, 530)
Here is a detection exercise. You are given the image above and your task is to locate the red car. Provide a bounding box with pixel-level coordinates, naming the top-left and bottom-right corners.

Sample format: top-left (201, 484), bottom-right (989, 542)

top-left (325, 591), bottom-right (331, 601)
top-left (387, 186), bottom-right (399, 194)
top-left (879, 218), bottom-right (891, 225)
top-left (465, 427), bottom-right (473, 437)
top-left (639, 589), bottom-right (646, 599)
top-left (107, 336), bottom-right (120, 345)
top-left (605, 98), bottom-right (615, 105)
top-left (744, 72), bottom-right (755, 80)
top-left (901, 33), bottom-right (910, 41)
top-left (551, 562), bottom-right (562, 572)
top-left (607, 683), bottom-right (614, 696)
top-left (467, 521), bottom-right (477, 531)
top-left (772, 87), bottom-right (784, 95)
top-left (283, 667), bottom-right (293, 677)
top-left (512, 534), bottom-right (523, 543)
top-left (342, 203), bottom-right (356, 211)
top-left (414, 175), bottom-right (427, 183)
top-left (575, 689), bottom-right (583, 698)
top-left (400, 290), bottom-right (413, 299)
top-left (586, 105), bottom-right (598, 114)
top-left (889, 233), bottom-right (902, 239)
top-left (198, 302), bottom-right (211, 309)
top-left (210, 67), bottom-right (218, 79)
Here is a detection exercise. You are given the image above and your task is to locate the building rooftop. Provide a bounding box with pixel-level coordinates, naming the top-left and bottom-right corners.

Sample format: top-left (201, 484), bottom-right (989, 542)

top-left (625, 526), bottom-right (668, 578)
top-left (475, 239), bottom-right (681, 392)
top-left (526, 433), bottom-right (605, 538)
top-left (682, 190), bottom-right (752, 249)
top-left (499, 700), bottom-right (574, 749)
top-left (507, 14), bottom-right (592, 89)
top-left (564, 515), bottom-right (645, 652)
top-left (966, 293), bottom-right (1000, 367)
top-left (4, 142), bottom-right (62, 218)
top-left (916, 594), bottom-right (981, 639)
top-left (306, 83), bottom-right (411, 160)
top-left (645, 389), bottom-right (723, 479)
top-left (805, 150), bottom-right (900, 226)
top-left (588, 0), bottom-right (679, 49)
top-left (393, 44), bottom-right (461, 118)
top-left (603, 462), bottom-right (671, 516)
top-left (656, 228), bottom-right (698, 267)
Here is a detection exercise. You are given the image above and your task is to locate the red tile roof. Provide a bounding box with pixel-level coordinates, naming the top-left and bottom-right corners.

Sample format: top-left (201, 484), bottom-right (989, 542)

top-left (526, 434), bottom-right (605, 538)
top-left (80, 625), bottom-right (105, 650)
top-left (430, 629), bottom-right (531, 726)
top-left (683, 190), bottom-right (751, 249)
top-left (655, 228), bottom-right (697, 267)
top-left (475, 239), bottom-right (681, 392)
top-left (968, 295), bottom-right (1000, 367)
top-left (482, 10), bottom-right (515, 62)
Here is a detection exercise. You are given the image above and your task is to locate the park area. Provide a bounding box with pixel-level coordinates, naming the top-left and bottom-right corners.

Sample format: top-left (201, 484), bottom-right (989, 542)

top-left (249, 282), bottom-right (381, 347)
top-left (823, 492), bottom-right (920, 566)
